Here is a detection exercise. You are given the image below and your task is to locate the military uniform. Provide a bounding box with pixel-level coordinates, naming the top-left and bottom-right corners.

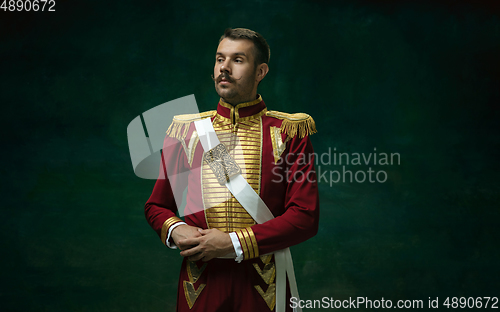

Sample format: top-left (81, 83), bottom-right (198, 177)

top-left (145, 95), bottom-right (319, 311)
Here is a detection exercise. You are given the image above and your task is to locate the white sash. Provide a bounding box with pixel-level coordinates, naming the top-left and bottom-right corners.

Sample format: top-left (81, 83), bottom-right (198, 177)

top-left (194, 118), bottom-right (301, 312)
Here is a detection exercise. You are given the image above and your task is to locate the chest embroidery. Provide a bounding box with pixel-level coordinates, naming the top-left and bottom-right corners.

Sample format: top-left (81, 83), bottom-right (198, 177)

top-left (270, 126), bottom-right (290, 164)
top-left (201, 117), bottom-right (262, 233)
top-left (203, 143), bottom-right (242, 185)
top-left (181, 130), bottom-right (200, 167)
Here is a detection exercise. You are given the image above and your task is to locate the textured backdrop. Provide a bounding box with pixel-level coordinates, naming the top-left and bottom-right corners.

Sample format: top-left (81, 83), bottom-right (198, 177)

top-left (1, 0), bottom-right (499, 311)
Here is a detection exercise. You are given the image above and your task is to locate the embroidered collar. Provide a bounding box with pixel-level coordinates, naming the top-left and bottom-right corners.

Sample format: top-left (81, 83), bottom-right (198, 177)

top-left (216, 95), bottom-right (267, 124)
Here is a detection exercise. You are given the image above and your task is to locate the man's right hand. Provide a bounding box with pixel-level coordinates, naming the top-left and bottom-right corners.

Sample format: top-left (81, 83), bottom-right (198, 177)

top-left (171, 224), bottom-right (202, 250)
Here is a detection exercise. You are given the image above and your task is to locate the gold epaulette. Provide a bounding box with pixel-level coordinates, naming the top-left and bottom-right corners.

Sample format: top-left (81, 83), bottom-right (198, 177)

top-left (165, 111), bottom-right (216, 140)
top-left (266, 111), bottom-right (317, 138)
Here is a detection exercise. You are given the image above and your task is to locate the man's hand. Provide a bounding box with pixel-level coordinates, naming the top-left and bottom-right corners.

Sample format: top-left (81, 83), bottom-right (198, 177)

top-left (179, 228), bottom-right (234, 262)
top-left (171, 225), bottom-right (202, 250)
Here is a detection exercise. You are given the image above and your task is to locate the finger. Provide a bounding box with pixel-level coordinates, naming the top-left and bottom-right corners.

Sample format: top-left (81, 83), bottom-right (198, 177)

top-left (178, 242), bottom-right (197, 251)
top-left (198, 229), bottom-right (212, 235)
top-left (178, 238), bottom-right (200, 247)
top-left (180, 245), bottom-right (200, 257)
top-left (193, 230), bottom-right (203, 237)
top-left (180, 250), bottom-right (197, 258)
top-left (178, 244), bottom-right (196, 251)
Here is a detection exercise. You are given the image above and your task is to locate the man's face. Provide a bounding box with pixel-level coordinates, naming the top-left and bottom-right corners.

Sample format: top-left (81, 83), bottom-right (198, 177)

top-left (214, 38), bottom-right (259, 105)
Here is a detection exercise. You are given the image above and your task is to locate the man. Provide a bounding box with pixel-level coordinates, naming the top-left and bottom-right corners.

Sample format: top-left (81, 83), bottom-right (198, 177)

top-left (145, 28), bottom-right (319, 312)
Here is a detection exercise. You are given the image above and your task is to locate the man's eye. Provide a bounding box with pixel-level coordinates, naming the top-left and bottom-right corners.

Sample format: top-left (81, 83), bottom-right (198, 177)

top-left (235, 59), bottom-right (242, 63)
top-left (217, 58), bottom-right (224, 63)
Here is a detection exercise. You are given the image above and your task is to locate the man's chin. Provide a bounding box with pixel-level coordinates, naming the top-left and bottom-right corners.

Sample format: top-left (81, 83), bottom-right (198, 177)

top-left (215, 87), bottom-right (237, 101)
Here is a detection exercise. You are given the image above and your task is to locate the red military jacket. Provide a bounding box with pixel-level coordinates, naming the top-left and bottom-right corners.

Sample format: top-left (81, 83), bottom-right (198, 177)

top-left (145, 95), bottom-right (319, 260)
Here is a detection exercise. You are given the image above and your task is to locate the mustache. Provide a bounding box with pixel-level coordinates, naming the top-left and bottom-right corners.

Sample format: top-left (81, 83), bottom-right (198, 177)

top-left (211, 72), bottom-right (242, 83)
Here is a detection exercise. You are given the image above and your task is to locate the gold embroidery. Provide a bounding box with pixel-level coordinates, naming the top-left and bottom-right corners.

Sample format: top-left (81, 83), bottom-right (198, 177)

top-left (248, 228), bottom-right (259, 258)
top-left (204, 217), bottom-right (254, 223)
top-left (180, 131), bottom-right (199, 167)
top-left (166, 111), bottom-right (216, 140)
top-left (206, 211), bottom-right (249, 216)
top-left (242, 229), bottom-right (255, 259)
top-left (231, 132), bottom-right (260, 139)
top-left (203, 118), bottom-right (261, 233)
top-left (202, 193), bottom-right (231, 199)
top-left (234, 140), bottom-right (261, 146)
top-left (186, 260), bottom-right (207, 283)
top-left (183, 261), bottom-right (207, 309)
top-left (254, 284), bottom-right (276, 310)
top-left (234, 228), bottom-right (259, 260)
top-left (220, 95), bottom-right (262, 108)
top-left (235, 108), bottom-right (267, 122)
top-left (260, 254), bottom-right (273, 265)
top-left (242, 165), bottom-right (261, 170)
top-left (237, 146), bottom-right (262, 152)
top-left (239, 168), bottom-right (263, 174)
top-left (237, 132), bottom-right (260, 138)
top-left (237, 230), bottom-right (250, 257)
top-left (237, 123), bottom-right (260, 131)
top-left (203, 143), bottom-right (241, 186)
top-left (218, 96), bottom-right (263, 124)
top-left (209, 222), bottom-right (255, 229)
top-left (266, 111), bottom-right (317, 138)
top-left (258, 116), bottom-right (263, 195)
top-left (254, 255), bottom-right (276, 310)
top-left (253, 262), bottom-right (276, 285)
top-left (183, 281), bottom-right (206, 309)
top-left (161, 216), bottom-right (183, 246)
top-left (206, 207), bottom-right (249, 213)
top-left (233, 154), bottom-right (260, 159)
top-left (270, 126), bottom-right (288, 164)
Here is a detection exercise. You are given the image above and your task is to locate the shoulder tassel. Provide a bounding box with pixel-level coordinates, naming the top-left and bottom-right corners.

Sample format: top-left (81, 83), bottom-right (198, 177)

top-left (165, 119), bottom-right (192, 141)
top-left (165, 111), bottom-right (216, 141)
top-left (266, 111), bottom-right (317, 138)
top-left (280, 115), bottom-right (317, 138)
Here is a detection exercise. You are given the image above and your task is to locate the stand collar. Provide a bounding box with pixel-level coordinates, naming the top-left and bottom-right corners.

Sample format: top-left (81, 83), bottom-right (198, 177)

top-left (216, 95), bottom-right (267, 124)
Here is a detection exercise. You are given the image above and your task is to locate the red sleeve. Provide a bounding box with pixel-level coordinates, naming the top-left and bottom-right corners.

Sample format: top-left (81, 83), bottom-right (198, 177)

top-left (144, 132), bottom-right (190, 245)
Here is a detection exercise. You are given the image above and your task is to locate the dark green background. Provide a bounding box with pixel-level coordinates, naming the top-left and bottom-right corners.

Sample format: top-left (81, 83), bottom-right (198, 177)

top-left (1, 0), bottom-right (499, 311)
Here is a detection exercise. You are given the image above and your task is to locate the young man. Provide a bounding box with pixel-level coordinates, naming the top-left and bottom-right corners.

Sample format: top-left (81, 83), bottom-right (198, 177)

top-left (145, 28), bottom-right (319, 312)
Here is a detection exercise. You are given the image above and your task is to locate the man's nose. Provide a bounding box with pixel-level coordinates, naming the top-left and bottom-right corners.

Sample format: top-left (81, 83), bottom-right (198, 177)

top-left (220, 61), bottom-right (231, 74)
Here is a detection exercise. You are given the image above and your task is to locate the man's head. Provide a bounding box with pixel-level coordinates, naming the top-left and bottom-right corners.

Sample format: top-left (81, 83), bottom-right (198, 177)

top-left (213, 28), bottom-right (270, 105)
top-left (219, 28), bottom-right (270, 67)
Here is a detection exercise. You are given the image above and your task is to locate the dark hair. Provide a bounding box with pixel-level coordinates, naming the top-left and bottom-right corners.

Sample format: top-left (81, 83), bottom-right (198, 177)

top-left (219, 28), bottom-right (270, 66)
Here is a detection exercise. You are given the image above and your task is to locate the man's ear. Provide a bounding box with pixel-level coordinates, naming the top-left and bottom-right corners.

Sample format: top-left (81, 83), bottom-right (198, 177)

top-left (256, 63), bottom-right (269, 83)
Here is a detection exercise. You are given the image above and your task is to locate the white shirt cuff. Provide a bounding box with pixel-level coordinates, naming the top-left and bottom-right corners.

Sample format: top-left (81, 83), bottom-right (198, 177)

top-left (229, 232), bottom-right (244, 263)
top-left (166, 222), bottom-right (187, 249)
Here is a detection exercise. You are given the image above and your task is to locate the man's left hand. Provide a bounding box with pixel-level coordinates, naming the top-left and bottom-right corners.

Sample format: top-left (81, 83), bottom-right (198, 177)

top-left (178, 228), bottom-right (234, 262)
